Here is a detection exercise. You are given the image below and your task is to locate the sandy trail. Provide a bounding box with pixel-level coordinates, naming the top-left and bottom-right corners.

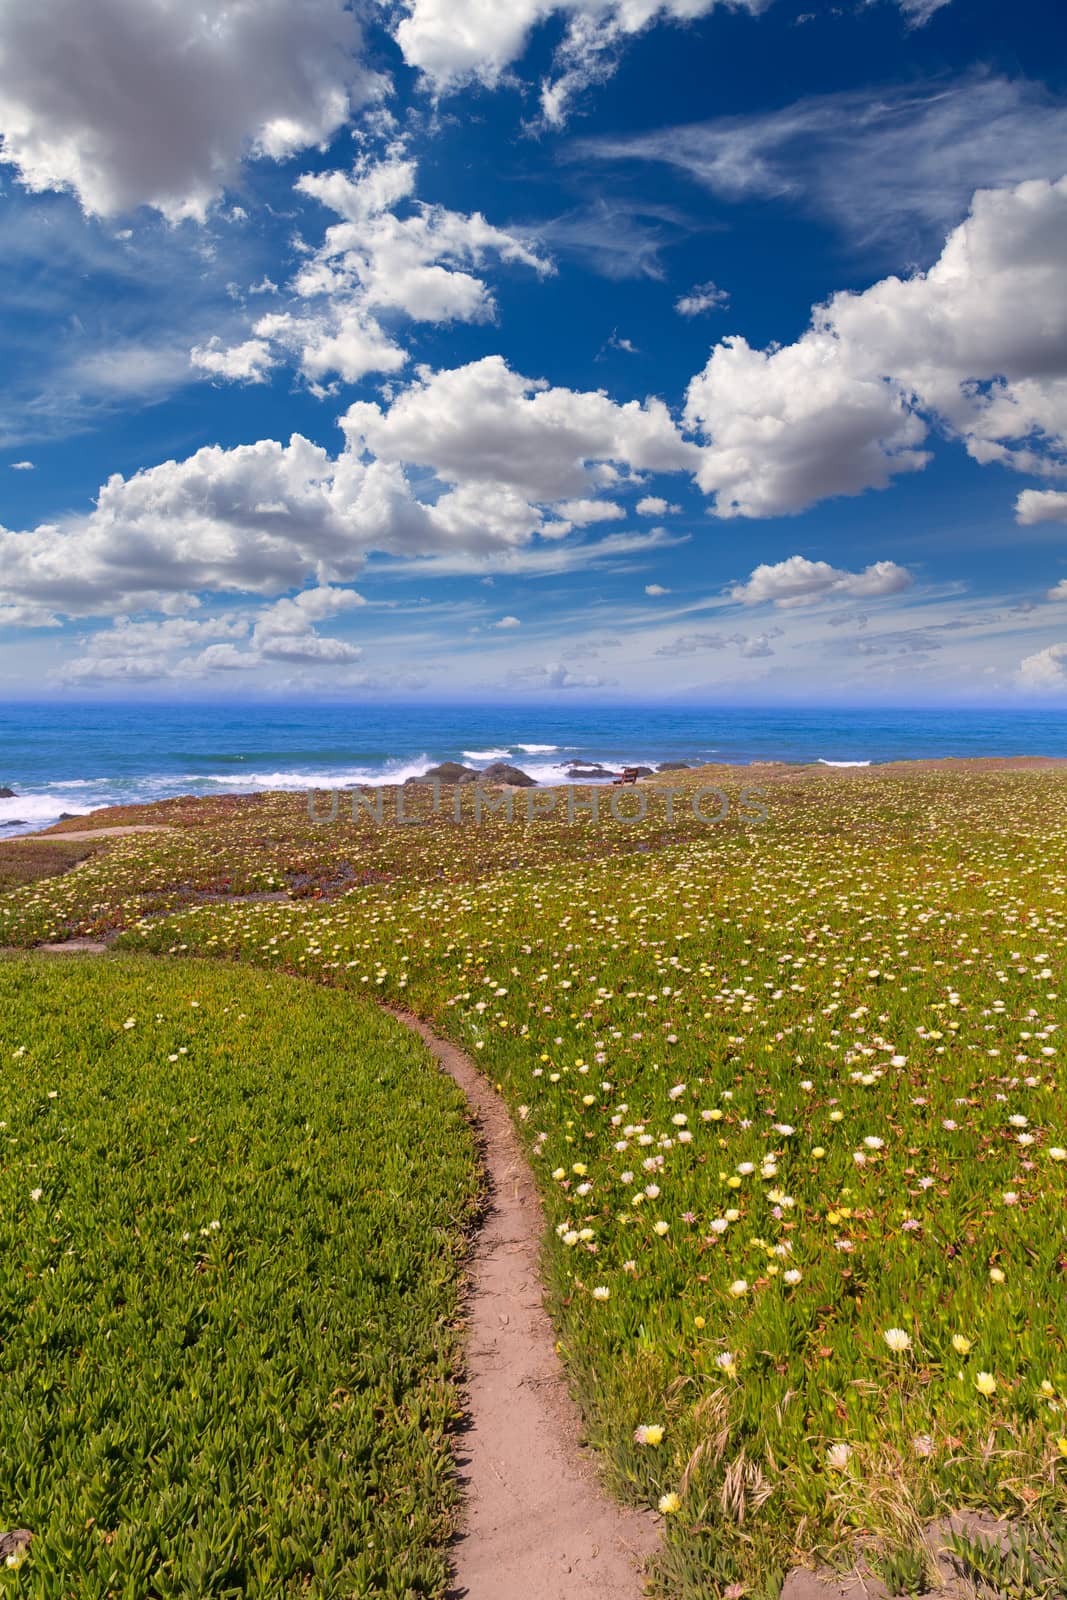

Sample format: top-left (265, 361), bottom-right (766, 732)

top-left (13, 825), bottom-right (177, 841)
top-left (388, 1008), bottom-right (657, 1600)
top-left (0, 937), bottom-right (657, 1598)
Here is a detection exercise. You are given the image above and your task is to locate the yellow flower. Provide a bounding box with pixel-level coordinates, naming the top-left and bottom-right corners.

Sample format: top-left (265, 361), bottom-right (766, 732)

top-left (694, 1315), bottom-right (706, 1329)
top-left (952, 1335), bottom-right (972, 1355)
top-left (635, 1423), bottom-right (664, 1446)
top-left (1057, 1438), bottom-right (1067, 1459)
top-left (975, 1371), bottom-right (997, 1397)
top-left (658, 1491), bottom-right (681, 1515)
top-left (812, 1146), bottom-right (826, 1159)
top-left (989, 1267), bottom-right (1006, 1284)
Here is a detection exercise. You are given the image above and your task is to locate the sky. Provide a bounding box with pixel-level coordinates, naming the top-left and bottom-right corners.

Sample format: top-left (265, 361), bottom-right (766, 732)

top-left (1, 0), bottom-right (1066, 705)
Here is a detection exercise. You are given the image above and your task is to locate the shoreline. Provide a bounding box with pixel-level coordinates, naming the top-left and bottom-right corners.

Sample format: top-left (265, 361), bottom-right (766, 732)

top-left (4, 751), bottom-right (1064, 840)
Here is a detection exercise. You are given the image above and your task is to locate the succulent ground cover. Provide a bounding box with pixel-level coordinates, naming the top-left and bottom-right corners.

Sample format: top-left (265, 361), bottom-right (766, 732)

top-left (0, 837), bottom-right (98, 893)
top-left (0, 954), bottom-right (479, 1598)
top-left (2, 763), bottom-right (1067, 1596)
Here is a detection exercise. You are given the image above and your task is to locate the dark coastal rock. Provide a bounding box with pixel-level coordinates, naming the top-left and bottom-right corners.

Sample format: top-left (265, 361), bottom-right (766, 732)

top-left (0, 819), bottom-right (27, 828)
top-left (406, 762), bottom-right (480, 785)
top-left (58, 812), bottom-right (78, 821)
top-left (631, 766), bottom-right (654, 778)
top-left (0, 786), bottom-right (15, 798)
top-left (478, 762), bottom-right (536, 787)
top-left (656, 761), bottom-right (692, 772)
top-left (564, 762), bottom-right (618, 779)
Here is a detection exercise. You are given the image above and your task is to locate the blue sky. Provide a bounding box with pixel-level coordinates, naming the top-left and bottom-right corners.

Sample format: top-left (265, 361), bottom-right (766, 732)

top-left (1, 0), bottom-right (1066, 703)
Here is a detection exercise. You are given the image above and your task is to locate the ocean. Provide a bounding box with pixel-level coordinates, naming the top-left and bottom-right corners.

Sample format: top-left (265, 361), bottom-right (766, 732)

top-left (1, 702), bottom-right (1065, 835)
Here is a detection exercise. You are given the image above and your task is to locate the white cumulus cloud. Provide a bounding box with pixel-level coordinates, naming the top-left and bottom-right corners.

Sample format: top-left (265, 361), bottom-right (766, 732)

top-left (0, 357), bottom-right (700, 620)
top-left (1017, 489), bottom-right (1067, 526)
top-left (555, 499), bottom-right (625, 525)
top-left (201, 152), bottom-right (550, 388)
top-left (1018, 642), bottom-right (1067, 691)
top-left (343, 354), bottom-right (699, 503)
top-left (392, 0), bottom-right (770, 125)
top-left (675, 281), bottom-right (729, 316)
top-left (729, 555), bottom-right (913, 607)
top-left (685, 176), bottom-right (1067, 516)
top-left (0, 0), bottom-right (384, 220)
top-left (191, 337), bottom-right (277, 385)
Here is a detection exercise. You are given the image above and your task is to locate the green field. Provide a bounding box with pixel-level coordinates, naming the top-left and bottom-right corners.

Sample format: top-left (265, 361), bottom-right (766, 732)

top-left (2, 764), bottom-right (1067, 1597)
top-left (0, 955), bottom-right (479, 1598)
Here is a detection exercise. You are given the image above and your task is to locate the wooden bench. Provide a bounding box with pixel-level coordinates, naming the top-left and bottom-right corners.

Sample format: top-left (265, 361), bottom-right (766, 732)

top-left (612, 767), bottom-right (641, 786)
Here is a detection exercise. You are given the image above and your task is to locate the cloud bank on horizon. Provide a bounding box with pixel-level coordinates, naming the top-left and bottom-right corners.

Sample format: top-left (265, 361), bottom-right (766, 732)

top-left (1, 0), bottom-right (1066, 701)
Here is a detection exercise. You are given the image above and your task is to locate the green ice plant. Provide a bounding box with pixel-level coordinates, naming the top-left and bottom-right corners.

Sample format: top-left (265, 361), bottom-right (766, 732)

top-left (0, 955), bottom-right (479, 1599)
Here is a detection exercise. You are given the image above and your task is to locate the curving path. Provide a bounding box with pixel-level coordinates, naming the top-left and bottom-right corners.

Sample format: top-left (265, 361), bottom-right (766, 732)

top-left (16, 825), bottom-right (177, 841)
top-left (388, 1008), bottom-right (657, 1600)
top-left (5, 938), bottom-right (657, 1598)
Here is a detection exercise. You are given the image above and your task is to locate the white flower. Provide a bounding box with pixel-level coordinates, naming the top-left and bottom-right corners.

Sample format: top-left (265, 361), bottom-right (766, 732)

top-left (29, 1187), bottom-right (43, 1203)
top-left (728, 1279), bottom-right (748, 1298)
top-left (592, 1285), bottom-right (610, 1301)
top-left (783, 1268), bottom-right (802, 1285)
top-left (884, 1328), bottom-right (911, 1353)
top-left (863, 1136), bottom-right (885, 1150)
top-left (826, 1442), bottom-right (852, 1471)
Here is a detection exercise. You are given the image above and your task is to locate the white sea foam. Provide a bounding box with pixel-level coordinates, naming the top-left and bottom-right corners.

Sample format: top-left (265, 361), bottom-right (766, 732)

top-left (818, 759), bottom-right (871, 768)
top-left (516, 743), bottom-right (561, 754)
top-left (462, 748), bottom-right (512, 761)
top-left (0, 793), bottom-right (93, 832)
top-left (203, 757), bottom-right (435, 790)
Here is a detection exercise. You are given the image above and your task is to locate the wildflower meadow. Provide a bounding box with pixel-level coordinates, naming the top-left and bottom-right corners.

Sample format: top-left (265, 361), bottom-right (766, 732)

top-left (1, 762), bottom-right (1066, 1596)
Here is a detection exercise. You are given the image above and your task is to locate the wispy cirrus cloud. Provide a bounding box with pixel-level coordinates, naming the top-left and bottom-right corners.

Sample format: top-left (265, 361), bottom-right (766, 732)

top-left (575, 74), bottom-right (1067, 249)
